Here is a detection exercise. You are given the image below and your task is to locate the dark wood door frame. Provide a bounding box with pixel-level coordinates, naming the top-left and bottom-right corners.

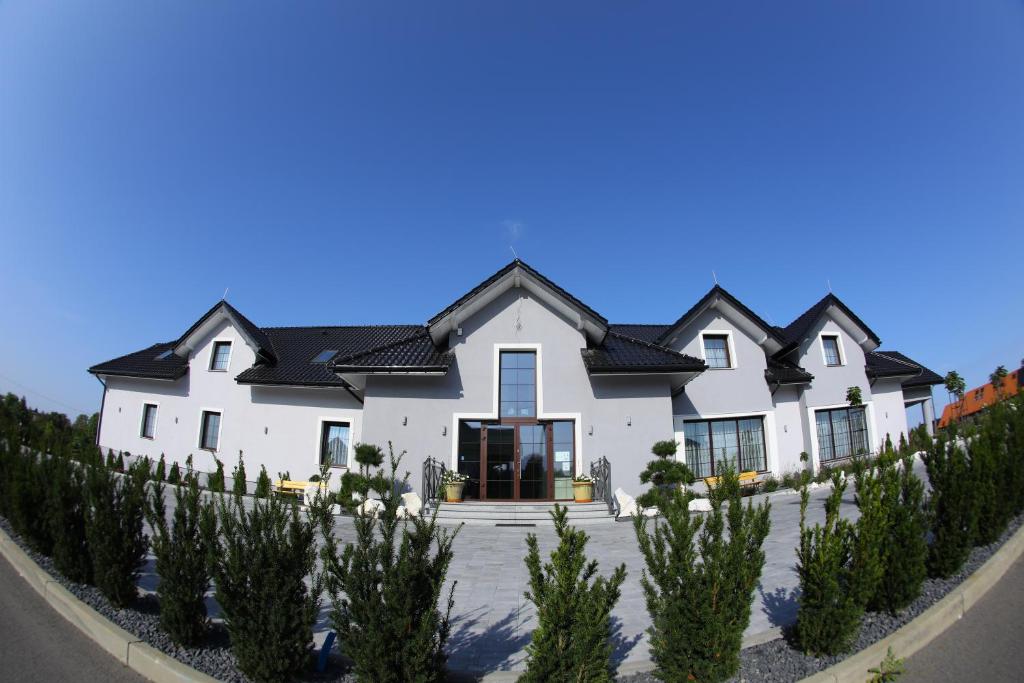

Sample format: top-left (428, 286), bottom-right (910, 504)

top-left (475, 420), bottom-right (575, 502)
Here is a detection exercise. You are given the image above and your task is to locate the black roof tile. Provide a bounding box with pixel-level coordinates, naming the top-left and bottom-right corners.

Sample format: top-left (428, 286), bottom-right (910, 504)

top-left (765, 357), bottom-right (814, 385)
top-left (608, 324), bottom-right (670, 343)
top-left (582, 331), bottom-right (705, 374)
top-left (332, 333), bottom-right (453, 373)
top-left (780, 293), bottom-right (882, 349)
top-left (89, 342), bottom-right (189, 380)
top-left (656, 285), bottom-right (787, 347)
top-left (866, 350), bottom-right (943, 388)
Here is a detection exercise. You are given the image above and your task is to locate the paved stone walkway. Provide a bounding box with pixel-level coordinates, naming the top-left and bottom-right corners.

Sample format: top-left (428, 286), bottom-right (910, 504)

top-left (327, 464), bottom-right (890, 674)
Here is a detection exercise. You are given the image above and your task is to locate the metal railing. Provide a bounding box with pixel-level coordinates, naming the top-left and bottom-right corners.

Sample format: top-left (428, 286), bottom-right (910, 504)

top-left (590, 456), bottom-right (615, 516)
top-left (422, 456), bottom-right (447, 511)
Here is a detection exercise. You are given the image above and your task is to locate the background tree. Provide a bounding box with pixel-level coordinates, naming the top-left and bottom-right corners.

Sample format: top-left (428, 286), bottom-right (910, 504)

top-left (232, 452), bottom-right (248, 498)
top-left (990, 365), bottom-right (1008, 398)
top-left (944, 370), bottom-right (966, 421)
top-left (846, 386), bottom-right (863, 407)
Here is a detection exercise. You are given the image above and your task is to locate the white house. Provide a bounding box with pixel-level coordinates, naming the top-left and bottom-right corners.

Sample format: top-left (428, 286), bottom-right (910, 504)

top-left (89, 259), bottom-right (941, 503)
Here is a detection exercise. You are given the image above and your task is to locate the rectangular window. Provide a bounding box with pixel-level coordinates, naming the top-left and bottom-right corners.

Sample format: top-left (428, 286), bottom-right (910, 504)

top-left (319, 422), bottom-right (350, 467)
top-left (682, 416), bottom-right (767, 478)
top-left (822, 336), bottom-right (842, 366)
top-left (457, 420), bottom-right (483, 499)
top-left (703, 334), bottom-right (731, 368)
top-left (199, 411), bottom-right (221, 451)
top-left (210, 341), bottom-right (232, 371)
top-left (815, 406), bottom-right (869, 462)
top-left (140, 403), bottom-right (157, 439)
top-left (499, 351), bottom-right (536, 418)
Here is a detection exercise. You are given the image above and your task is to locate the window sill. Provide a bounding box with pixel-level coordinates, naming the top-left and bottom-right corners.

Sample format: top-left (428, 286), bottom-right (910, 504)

top-left (140, 436), bottom-right (154, 440)
top-left (208, 369), bottom-right (228, 373)
top-left (705, 366), bottom-right (736, 371)
top-left (200, 447), bottom-right (218, 453)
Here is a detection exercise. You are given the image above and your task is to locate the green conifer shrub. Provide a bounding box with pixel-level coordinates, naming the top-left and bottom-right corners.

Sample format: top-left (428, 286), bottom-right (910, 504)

top-left (851, 463), bottom-right (886, 608)
top-left (634, 466), bottom-right (771, 681)
top-left (106, 449), bottom-right (116, 470)
top-left (48, 453), bottom-right (93, 583)
top-left (636, 440), bottom-right (694, 509)
top-left (85, 460), bottom-right (149, 607)
top-left (167, 461), bottom-right (181, 485)
top-left (870, 457), bottom-right (929, 613)
top-left (155, 454), bottom-right (167, 482)
top-left (255, 464), bottom-right (272, 498)
top-left (115, 452), bottom-right (125, 473)
top-left (795, 475), bottom-right (862, 655)
top-left (232, 453), bottom-right (248, 498)
top-left (10, 450), bottom-right (55, 553)
top-left (206, 475), bottom-right (330, 682)
top-left (521, 505), bottom-right (626, 682)
top-left (147, 477), bottom-right (215, 646)
top-left (354, 442), bottom-right (384, 475)
top-left (324, 446), bottom-right (459, 683)
top-left (208, 457), bottom-right (226, 493)
top-left (923, 430), bottom-right (976, 578)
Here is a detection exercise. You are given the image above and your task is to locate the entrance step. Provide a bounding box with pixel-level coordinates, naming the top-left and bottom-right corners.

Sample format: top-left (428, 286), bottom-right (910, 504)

top-left (430, 501), bottom-right (616, 526)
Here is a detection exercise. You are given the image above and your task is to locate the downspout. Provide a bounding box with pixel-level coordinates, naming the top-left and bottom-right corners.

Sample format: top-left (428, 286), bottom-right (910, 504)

top-left (93, 374), bottom-right (107, 446)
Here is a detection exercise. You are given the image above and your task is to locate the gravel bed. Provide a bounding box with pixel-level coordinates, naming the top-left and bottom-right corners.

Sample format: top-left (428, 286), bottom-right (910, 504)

top-left (0, 516), bottom-right (354, 683)
top-left (620, 513), bottom-right (1024, 683)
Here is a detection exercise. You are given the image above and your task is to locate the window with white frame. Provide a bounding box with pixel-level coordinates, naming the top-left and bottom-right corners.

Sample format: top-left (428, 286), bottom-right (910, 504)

top-left (702, 334), bottom-right (732, 368)
top-left (210, 341), bottom-right (232, 371)
top-left (199, 411), bottom-right (221, 451)
top-left (821, 335), bottom-right (842, 366)
top-left (815, 406), bottom-right (868, 462)
top-left (140, 403), bottom-right (157, 439)
top-left (319, 422), bottom-right (350, 467)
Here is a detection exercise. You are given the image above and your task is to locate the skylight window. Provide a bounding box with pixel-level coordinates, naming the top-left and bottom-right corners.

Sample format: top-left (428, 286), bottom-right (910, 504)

top-left (312, 349), bottom-right (338, 363)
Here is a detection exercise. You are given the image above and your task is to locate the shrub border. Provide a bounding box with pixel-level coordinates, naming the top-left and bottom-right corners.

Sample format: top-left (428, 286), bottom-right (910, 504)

top-left (2, 500), bottom-right (1023, 683)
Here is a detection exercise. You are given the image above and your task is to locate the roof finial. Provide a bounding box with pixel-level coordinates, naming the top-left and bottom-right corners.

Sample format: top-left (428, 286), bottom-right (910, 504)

top-left (712, 270), bottom-right (718, 286)
top-left (222, 287), bottom-right (229, 301)
top-left (510, 245), bottom-right (519, 261)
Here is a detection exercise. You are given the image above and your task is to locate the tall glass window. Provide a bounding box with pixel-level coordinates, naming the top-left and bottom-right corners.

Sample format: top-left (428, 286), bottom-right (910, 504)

top-left (319, 422), bottom-right (350, 467)
top-left (457, 421), bottom-right (482, 499)
top-left (815, 406), bottom-right (869, 462)
top-left (141, 404), bottom-right (157, 439)
top-left (552, 421), bottom-right (575, 499)
top-left (210, 341), bottom-right (232, 371)
top-left (199, 411), bottom-right (221, 451)
top-left (683, 416), bottom-right (767, 478)
top-left (703, 335), bottom-right (731, 368)
top-left (499, 351), bottom-right (536, 418)
top-left (822, 336), bottom-right (842, 366)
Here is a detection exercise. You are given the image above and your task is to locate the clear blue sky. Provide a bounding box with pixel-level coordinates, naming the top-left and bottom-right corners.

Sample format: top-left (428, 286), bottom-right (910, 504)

top-left (1, 1), bottom-right (1022, 419)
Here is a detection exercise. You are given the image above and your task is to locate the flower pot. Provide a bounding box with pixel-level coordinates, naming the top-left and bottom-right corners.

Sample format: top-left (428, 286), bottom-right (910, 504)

top-left (573, 481), bottom-right (593, 503)
top-left (445, 481), bottom-right (465, 503)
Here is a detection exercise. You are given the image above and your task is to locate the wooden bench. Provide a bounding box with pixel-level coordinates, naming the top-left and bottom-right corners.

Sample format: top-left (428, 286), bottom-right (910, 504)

top-left (704, 471), bottom-right (761, 493)
top-left (274, 479), bottom-right (326, 502)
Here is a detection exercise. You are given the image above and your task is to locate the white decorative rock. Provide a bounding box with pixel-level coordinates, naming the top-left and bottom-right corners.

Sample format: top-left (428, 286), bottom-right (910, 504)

top-left (357, 498), bottom-right (384, 517)
top-left (688, 498), bottom-right (712, 513)
top-left (401, 492), bottom-right (423, 518)
top-left (614, 487), bottom-right (637, 519)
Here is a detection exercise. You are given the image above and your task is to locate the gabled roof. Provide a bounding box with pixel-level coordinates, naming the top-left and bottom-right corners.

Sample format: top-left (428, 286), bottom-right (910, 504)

top-left (655, 285), bottom-right (788, 356)
top-left (779, 293), bottom-right (882, 353)
top-left (581, 331), bottom-right (705, 374)
top-left (88, 342), bottom-right (189, 381)
top-left (427, 259), bottom-right (609, 345)
top-left (175, 300), bottom-right (277, 364)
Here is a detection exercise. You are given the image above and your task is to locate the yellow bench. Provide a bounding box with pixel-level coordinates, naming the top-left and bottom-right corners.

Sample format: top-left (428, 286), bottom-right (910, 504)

top-left (704, 471), bottom-right (760, 492)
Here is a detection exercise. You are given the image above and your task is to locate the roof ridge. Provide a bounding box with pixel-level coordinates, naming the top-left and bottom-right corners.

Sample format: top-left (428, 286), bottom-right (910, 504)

top-left (869, 350), bottom-right (920, 369)
top-left (262, 324), bottom-right (424, 331)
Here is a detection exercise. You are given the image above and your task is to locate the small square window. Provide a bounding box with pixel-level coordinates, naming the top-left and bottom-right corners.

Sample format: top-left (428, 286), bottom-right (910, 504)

top-left (822, 336), bottom-right (842, 366)
top-left (210, 342), bottom-right (232, 371)
top-left (703, 335), bottom-right (731, 369)
top-left (320, 422), bottom-right (350, 467)
top-left (200, 411), bottom-right (221, 451)
top-left (312, 349), bottom-right (338, 363)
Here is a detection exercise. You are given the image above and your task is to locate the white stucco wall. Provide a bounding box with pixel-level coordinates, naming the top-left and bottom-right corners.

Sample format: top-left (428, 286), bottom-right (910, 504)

top-left (98, 318), bottom-right (363, 481)
top-left (773, 386), bottom-right (808, 475)
top-left (871, 378), bottom-right (910, 450)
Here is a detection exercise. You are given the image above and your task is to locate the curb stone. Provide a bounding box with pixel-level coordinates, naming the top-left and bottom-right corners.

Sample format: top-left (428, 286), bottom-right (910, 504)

top-left (800, 521), bottom-right (1024, 683)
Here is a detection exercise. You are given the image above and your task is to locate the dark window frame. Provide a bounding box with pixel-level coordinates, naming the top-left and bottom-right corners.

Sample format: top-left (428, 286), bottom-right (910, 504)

top-left (682, 415), bottom-right (768, 478)
top-left (815, 406), bottom-right (869, 463)
top-left (498, 350), bottom-right (537, 421)
top-left (319, 421), bottom-right (351, 468)
top-left (702, 334), bottom-right (732, 369)
top-left (140, 403), bottom-right (157, 439)
top-left (821, 335), bottom-right (842, 367)
top-left (210, 341), bottom-right (232, 371)
top-left (199, 410), bottom-right (221, 451)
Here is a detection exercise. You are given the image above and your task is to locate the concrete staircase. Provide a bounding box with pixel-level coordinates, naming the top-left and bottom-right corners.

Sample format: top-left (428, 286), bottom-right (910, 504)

top-left (430, 500), bottom-right (616, 526)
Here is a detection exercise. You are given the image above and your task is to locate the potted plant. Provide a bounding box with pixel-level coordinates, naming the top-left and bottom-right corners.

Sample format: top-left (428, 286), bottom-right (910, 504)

top-left (442, 470), bottom-right (469, 503)
top-left (572, 473), bottom-right (594, 503)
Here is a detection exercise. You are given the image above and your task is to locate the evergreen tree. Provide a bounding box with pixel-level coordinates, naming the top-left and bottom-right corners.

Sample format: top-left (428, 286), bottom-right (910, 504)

top-left (795, 475), bottom-right (862, 655)
top-left (115, 452), bottom-right (125, 473)
top-left (923, 429), bottom-right (976, 577)
top-left (232, 452), bottom-right (248, 498)
top-left (167, 461), bottom-right (181, 485)
top-left (869, 456), bottom-right (929, 613)
top-left (206, 475), bottom-right (330, 682)
top-left (48, 453), bottom-right (92, 583)
top-left (106, 448), bottom-right (116, 470)
top-left (521, 505), bottom-right (626, 682)
top-left (851, 456), bottom-right (887, 608)
top-left (636, 440), bottom-right (694, 509)
top-left (634, 466), bottom-right (770, 681)
top-left (354, 442), bottom-right (384, 476)
top-left (147, 477), bottom-right (215, 646)
top-left (154, 454), bottom-right (167, 482)
top-left (85, 459), bottom-right (149, 607)
top-left (324, 446), bottom-right (459, 683)
top-left (208, 457), bottom-right (226, 493)
top-left (255, 464), bottom-right (272, 498)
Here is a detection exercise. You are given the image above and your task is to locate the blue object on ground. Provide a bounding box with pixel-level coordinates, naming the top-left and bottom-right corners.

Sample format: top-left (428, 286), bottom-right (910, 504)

top-left (317, 631), bottom-right (337, 672)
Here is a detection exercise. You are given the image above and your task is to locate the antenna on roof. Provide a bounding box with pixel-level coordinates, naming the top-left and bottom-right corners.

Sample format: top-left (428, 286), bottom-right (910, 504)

top-left (826, 279), bottom-right (832, 294)
top-left (712, 270), bottom-right (718, 285)
top-left (510, 245), bottom-right (519, 261)
top-left (222, 287), bottom-right (229, 301)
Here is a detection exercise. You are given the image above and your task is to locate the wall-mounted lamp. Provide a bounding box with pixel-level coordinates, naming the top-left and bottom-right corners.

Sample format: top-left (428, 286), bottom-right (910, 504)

top-left (626, 415), bottom-right (631, 427)
top-left (402, 416), bottom-right (408, 426)
top-left (784, 425), bottom-right (787, 433)
top-left (264, 427), bottom-right (268, 435)
top-left (118, 407), bottom-right (121, 413)
top-left (174, 417), bottom-right (178, 424)
top-left (588, 425), bottom-right (594, 436)
top-left (442, 425), bottom-right (447, 436)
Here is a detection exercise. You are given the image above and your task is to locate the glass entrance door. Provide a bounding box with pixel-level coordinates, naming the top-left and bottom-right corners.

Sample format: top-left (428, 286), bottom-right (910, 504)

top-left (518, 424), bottom-right (548, 499)
top-left (484, 424), bottom-right (515, 499)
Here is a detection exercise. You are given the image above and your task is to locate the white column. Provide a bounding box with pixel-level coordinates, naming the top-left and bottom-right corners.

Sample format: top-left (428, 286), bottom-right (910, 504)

top-left (922, 397), bottom-right (936, 436)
